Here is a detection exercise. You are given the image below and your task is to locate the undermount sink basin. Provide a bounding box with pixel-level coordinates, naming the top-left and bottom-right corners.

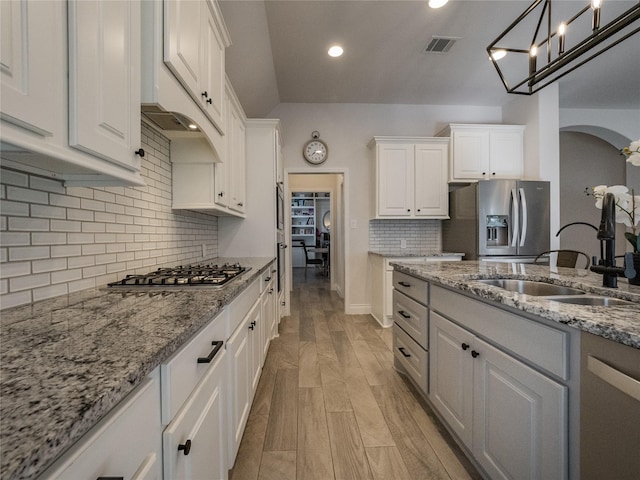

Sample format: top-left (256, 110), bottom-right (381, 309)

top-left (548, 296), bottom-right (635, 306)
top-left (477, 279), bottom-right (586, 296)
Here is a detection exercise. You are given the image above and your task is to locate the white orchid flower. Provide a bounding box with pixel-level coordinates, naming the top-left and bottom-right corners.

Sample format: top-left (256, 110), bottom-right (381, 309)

top-left (624, 139), bottom-right (640, 166)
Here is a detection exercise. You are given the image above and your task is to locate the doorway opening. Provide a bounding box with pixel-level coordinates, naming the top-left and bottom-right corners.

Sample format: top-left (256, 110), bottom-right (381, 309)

top-left (284, 170), bottom-right (347, 314)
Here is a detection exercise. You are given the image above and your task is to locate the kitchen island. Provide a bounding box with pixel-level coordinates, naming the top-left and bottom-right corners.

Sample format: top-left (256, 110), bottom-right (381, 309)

top-left (391, 260), bottom-right (640, 348)
top-left (390, 260), bottom-right (639, 480)
top-left (0, 257), bottom-right (274, 480)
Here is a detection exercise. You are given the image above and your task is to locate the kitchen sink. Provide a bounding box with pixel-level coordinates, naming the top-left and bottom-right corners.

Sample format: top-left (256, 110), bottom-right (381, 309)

top-left (477, 279), bottom-right (586, 296)
top-left (548, 296), bottom-right (636, 306)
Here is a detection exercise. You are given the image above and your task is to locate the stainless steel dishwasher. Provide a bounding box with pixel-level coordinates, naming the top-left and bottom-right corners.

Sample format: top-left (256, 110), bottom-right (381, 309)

top-left (580, 331), bottom-right (640, 480)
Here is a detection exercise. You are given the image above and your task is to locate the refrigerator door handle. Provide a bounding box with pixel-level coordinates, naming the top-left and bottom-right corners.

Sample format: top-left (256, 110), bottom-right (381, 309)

top-left (510, 188), bottom-right (519, 247)
top-left (519, 187), bottom-right (527, 247)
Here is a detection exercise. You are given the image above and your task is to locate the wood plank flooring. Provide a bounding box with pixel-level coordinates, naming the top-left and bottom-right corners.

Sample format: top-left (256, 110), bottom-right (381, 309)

top-left (229, 268), bottom-right (482, 480)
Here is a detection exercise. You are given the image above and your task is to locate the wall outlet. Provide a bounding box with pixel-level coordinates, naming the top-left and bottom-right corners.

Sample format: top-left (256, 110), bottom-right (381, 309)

top-left (400, 239), bottom-right (407, 249)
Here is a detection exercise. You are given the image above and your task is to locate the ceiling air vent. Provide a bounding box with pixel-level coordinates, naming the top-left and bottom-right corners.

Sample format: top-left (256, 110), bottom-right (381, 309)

top-left (424, 36), bottom-right (459, 54)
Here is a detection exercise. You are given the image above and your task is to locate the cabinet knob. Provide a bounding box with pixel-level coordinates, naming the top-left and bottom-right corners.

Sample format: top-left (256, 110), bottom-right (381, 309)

top-left (481, 172), bottom-right (486, 176)
top-left (218, 191), bottom-right (225, 197)
top-left (407, 209), bottom-right (411, 212)
top-left (471, 350), bottom-right (480, 358)
top-left (237, 202), bottom-right (244, 207)
top-left (417, 209), bottom-right (421, 212)
top-left (178, 439), bottom-right (192, 456)
top-left (492, 172), bottom-right (496, 176)
top-left (201, 91), bottom-right (208, 98)
top-left (134, 148), bottom-right (145, 157)
top-left (461, 343), bottom-right (470, 351)
top-left (206, 98), bottom-right (212, 104)
top-left (269, 288), bottom-right (274, 294)
top-left (265, 276), bottom-right (271, 282)
top-left (281, 301), bottom-right (286, 306)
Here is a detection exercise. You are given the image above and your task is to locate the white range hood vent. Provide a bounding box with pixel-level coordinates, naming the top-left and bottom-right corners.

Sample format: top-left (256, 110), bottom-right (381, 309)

top-left (424, 36), bottom-right (459, 54)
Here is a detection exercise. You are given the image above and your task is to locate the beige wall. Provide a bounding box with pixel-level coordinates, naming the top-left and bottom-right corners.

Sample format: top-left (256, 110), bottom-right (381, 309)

top-left (559, 132), bottom-right (627, 260)
top-left (270, 102), bottom-right (502, 312)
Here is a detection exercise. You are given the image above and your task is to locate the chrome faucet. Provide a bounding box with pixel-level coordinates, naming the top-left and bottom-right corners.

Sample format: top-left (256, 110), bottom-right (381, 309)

top-left (589, 193), bottom-right (636, 287)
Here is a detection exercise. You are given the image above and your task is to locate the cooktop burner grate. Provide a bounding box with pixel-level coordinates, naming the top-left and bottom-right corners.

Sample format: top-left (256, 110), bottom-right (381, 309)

top-left (108, 263), bottom-right (249, 288)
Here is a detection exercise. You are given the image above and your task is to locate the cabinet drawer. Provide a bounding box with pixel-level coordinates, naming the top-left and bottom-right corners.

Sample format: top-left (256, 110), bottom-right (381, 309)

top-left (393, 270), bottom-right (428, 305)
top-left (432, 285), bottom-right (568, 380)
top-left (228, 277), bottom-right (260, 336)
top-left (393, 323), bottom-right (428, 393)
top-left (261, 266), bottom-right (274, 293)
top-left (393, 290), bottom-right (428, 349)
top-left (39, 371), bottom-right (162, 480)
top-left (161, 310), bottom-right (227, 424)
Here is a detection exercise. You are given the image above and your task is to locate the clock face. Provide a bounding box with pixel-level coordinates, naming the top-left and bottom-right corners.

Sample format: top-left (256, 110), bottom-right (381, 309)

top-left (303, 139), bottom-right (328, 164)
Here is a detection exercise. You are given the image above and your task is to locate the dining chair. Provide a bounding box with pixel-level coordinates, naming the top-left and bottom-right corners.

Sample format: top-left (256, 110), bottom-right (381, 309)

top-left (534, 249), bottom-right (591, 269)
top-left (300, 241), bottom-right (324, 274)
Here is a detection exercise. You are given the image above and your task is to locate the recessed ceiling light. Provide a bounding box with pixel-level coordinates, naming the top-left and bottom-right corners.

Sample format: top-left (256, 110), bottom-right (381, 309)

top-left (491, 49), bottom-right (507, 61)
top-left (188, 123), bottom-right (198, 130)
top-left (328, 45), bottom-right (343, 57)
top-left (428, 0), bottom-right (449, 8)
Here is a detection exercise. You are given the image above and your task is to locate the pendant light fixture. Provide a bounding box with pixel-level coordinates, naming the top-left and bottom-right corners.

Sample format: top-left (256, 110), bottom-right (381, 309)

top-left (487, 0), bottom-right (640, 95)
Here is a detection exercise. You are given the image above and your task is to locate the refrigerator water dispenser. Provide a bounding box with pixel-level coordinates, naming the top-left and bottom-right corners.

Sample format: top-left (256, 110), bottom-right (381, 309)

top-left (486, 215), bottom-right (509, 246)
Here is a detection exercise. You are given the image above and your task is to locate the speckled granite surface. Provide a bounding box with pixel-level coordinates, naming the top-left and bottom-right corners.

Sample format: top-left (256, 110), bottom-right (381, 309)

top-left (0, 257), bottom-right (273, 480)
top-left (391, 260), bottom-right (640, 349)
top-left (369, 250), bottom-right (465, 258)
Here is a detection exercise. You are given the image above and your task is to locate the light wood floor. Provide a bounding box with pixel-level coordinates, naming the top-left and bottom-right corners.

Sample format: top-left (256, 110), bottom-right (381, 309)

top-left (229, 268), bottom-right (482, 480)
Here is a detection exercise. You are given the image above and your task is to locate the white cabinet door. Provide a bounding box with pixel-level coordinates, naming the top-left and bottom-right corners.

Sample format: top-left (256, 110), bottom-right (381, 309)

top-left (68, 0), bottom-right (141, 170)
top-left (200, 5), bottom-right (225, 129)
top-left (227, 312), bottom-right (252, 466)
top-left (414, 143), bottom-right (449, 217)
top-left (489, 129), bottom-right (524, 178)
top-left (429, 312), bottom-right (475, 447)
top-left (163, 349), bottom-right (228, 480)
top-left (0, 0), bottom-right (64, 137)
top-left (228, 101), bottom-right (246, 213)
top-left (452, 129), bottom-right (490, 180)
top-left (472, 337), bottom-right (567, 480)
top-left (261, 280), bottom-right (275, 360)
top-left (377, 143), bottom-right (414, 217)
top-left (40, 372), bottom-right (163, 480)
top-left (247, 301), bottom-right (263, 395)
top-left (164, 0), bottom-right (204, 103)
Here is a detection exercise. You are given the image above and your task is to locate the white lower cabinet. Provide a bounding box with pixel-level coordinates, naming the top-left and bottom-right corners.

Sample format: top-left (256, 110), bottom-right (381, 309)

top-left (430, 311), bottom-right (568, 480)
top-left (163, 349), bottom-right (228, 480)
top-left (227, 298), bottom-right (262, 467)
top-left (38, 370), bottom-right (163, 480)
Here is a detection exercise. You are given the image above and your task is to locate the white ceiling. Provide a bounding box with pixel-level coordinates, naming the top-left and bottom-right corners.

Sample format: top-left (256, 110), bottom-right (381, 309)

top-left (219, 0), bottom-right (640, 118)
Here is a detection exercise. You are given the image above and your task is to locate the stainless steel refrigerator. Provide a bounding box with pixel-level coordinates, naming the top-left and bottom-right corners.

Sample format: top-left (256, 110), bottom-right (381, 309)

top-left (443, 180), bottom-right (550, 261)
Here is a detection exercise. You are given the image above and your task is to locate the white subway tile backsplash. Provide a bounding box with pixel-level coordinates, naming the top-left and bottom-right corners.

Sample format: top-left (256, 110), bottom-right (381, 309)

top-left (1, 200), bottom-right (30, 217)
top-left (31, 204), bottom-right (66, 219)
top-left (1, 122), bottom-right (218, 309)
top-left (33, 283), bottom-right (68, 302)
top-left (369, 219), bottom-right (442, 252)
top-left (32, 258), bottom-right (67, 273)
top-left (7, 186), bottom-right (48, 204)
top-left (10, 272), bottom-right (50, 292)
top-left (0, 261), bottom-right (31, 278)
top-left (9, 246), bottom-right (50, 261)
top-left (29, 176), bottom-right (65, 194)
top-left (8, 217), bottom-right (49, 231)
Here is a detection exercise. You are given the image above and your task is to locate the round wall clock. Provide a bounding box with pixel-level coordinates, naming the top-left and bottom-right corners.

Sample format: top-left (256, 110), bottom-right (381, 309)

top-left (303, 131), bottom-right (328, 165)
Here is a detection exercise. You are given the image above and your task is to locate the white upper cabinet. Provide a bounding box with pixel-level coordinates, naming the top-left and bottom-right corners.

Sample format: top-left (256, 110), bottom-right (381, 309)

top-left (443, 124), bottom-right (525, 182)
top-left (0, 0), bottom-right (64, 137)
top-left (370, 137), bottom-right (449, 219)
top-left (0, 0), bottom-right (144, 186)
top-left (68, 0), bottom-right (141, 171)
top-left (227, 85), bottom-right (246, 214)
top-left (164, 0), bottom-right (227, 131)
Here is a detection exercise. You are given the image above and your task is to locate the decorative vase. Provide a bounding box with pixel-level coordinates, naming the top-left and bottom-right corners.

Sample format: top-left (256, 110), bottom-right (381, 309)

top-left (629, 253), bottom-right (640, 286)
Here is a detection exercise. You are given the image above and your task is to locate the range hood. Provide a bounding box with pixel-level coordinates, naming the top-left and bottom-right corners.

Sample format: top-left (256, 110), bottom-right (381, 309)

top-left (141, 105), bottom-right (201, 132)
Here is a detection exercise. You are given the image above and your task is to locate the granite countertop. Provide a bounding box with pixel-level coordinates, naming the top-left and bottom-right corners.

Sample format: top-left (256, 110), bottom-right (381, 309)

top-left (391, 260), bottom-right (640, 349)
top-left (369, 250), bottom-right (465, 258)
top-left (0, 257), bottom-right (274, 480)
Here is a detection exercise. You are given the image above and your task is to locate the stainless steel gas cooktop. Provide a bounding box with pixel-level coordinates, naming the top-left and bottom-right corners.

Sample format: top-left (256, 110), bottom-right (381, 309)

top-left (108, 263), bottom-right (250, 288)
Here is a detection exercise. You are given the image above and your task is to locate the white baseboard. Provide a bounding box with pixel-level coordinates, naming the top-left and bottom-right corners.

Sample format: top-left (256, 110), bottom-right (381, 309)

top-left (346, 304), bottom-right (370, 315)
